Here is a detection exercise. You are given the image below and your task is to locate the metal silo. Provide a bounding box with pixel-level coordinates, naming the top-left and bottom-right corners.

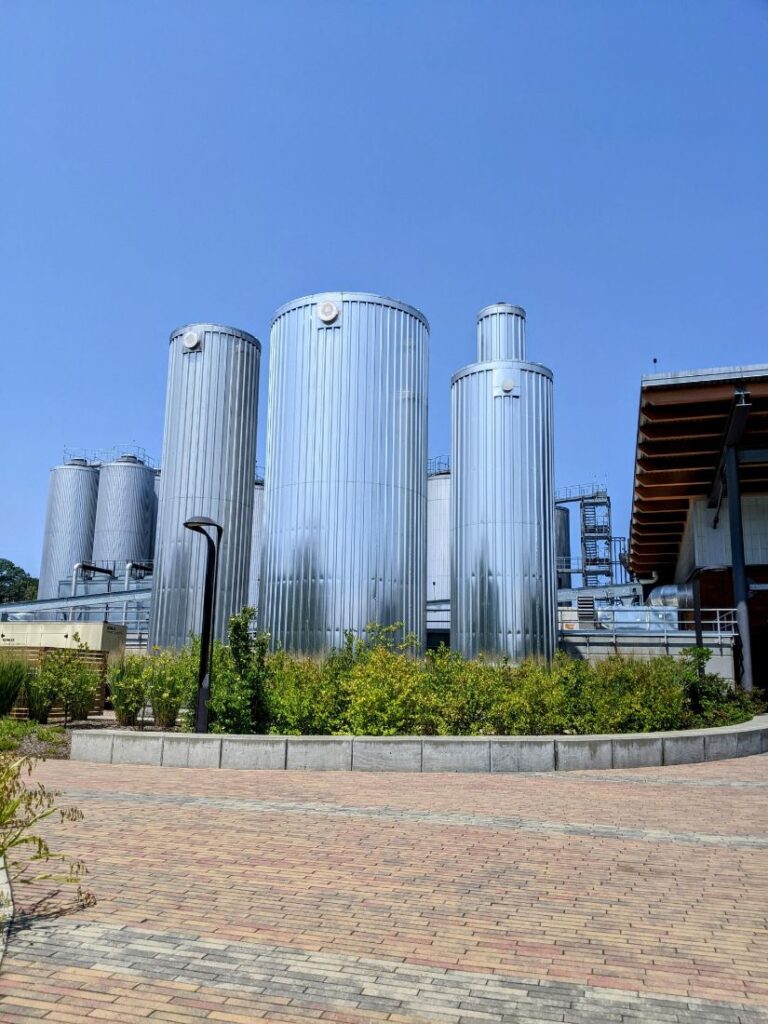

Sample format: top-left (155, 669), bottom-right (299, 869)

top-left (92, 455), bottom-right (156, 565)
top-left (451, 304), bottom-right (556, 661)
top-left (427, 468), bottom-right (451, 647)
top-left (247, 479), bottom-right (265, 617)
top-left (149, 323), bottom-right (260, 649)
top-left (555, 505), bottom-right (571, 589)
top-left (38, 459), bottom-right (100, 599)
top-left (261, 291), bottom-right (429, 652)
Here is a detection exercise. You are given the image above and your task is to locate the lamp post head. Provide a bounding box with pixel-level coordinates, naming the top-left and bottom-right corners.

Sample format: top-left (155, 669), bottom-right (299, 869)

top-left (184, 516), bottom-right (223, 539)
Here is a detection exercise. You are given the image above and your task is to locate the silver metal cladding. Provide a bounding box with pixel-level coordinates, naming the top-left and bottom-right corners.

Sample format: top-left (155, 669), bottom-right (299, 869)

top-left (247, 480), bottom-right (265, 620)
top-left (451, 306), bottom-right (556, 661)
top-left (38, 461), bottom-right (100, 599)
top-left (476, 303), bottom-right (527, 362)
top-left (149, 323), bottom-right (261, 649)
top-left (260, 292), bottom-right (429, 653)
top-left (427, 471), bottom-right (451, 605)
top-left (92, 456), bottom-right (156, 565)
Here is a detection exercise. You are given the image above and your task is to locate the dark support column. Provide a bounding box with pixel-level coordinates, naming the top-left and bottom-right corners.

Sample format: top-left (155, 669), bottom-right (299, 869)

top-left (725, 445), bottom-right (753, 691)
top-left (692, 576), bottom-right (704, 650)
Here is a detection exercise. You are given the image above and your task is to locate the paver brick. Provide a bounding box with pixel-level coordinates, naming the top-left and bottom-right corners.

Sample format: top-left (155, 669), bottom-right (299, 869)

top-left (2, 756), bottom-right (768, 1024)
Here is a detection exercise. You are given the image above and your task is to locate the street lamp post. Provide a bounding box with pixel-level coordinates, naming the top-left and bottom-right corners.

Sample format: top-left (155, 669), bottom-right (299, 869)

top-left (183, 516), bottom-right (223, 733)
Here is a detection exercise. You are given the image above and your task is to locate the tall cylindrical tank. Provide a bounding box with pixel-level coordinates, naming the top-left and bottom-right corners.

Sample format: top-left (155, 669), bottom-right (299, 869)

top-left (38, 459), bottom-right (100, 599)
top-left (451, 305), bottom-right (556, 660)
top-left (150, 469), bottom-right (161, 560)
top-left (91, 455), bottom-right (156, 566)
top-left (427, 471), bottom-right (451, 605)
top-left (260, 292), bottom-right (429, 652)
top-left (247, 480), bottom-right (265, 618)
top-left (149, 323), bottom-right (261, 648)
top-left (555, 504), bottom-right (571, 590)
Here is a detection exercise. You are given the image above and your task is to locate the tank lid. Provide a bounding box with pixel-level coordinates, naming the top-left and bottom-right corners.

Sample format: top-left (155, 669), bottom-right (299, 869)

top-left (271, 291), bottom-right (430, 332)
top-left (117, 454), bottom-right (143, 464)
top-left (477, 302), bottom-right (526, 321)
top-left (65, 458), bottom-right (89, 467)
top-left (169, 323), bottom-right (261, 349)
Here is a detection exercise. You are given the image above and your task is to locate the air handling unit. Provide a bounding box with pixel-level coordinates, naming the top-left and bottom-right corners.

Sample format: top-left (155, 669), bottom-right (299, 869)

top-left (149, 323), bottom-right (261, 648)
top-left (260, 292), bottom-right (429, 652)
top-left (451, 304), bottom-right (556, 660)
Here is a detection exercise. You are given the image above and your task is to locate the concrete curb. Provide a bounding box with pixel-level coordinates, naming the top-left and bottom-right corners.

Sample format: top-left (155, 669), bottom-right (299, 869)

top-left (69, 715), bottom-right (768, 773)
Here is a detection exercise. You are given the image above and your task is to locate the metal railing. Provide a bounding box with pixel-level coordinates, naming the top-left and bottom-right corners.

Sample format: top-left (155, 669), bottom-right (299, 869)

top-left (558, 606), bottom-right (738, 641)
top-left (63, 443), bottom-right (157, 468)
top-left (427, 455), bottom-right (450, 476)
top-left (555, 482), bottom-right (608, 502)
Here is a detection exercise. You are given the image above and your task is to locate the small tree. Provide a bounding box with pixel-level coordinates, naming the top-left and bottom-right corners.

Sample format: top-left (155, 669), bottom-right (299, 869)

top-left (32, 635), bottom-right (99, 726)
top-left (0, 755), bottom-right (93, 911)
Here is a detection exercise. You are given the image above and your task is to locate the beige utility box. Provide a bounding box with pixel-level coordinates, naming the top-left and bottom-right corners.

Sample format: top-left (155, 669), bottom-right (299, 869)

top-left (0, 621), bottom-right (126, 662)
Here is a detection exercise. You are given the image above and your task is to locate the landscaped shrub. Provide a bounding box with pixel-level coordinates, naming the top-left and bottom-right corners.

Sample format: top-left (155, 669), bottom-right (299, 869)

top-left (208, 608), bottom-right (269, 734)
top-left (25, 637), bottom-right (100, 726)
top-left (34, 638), bottom-right (100, 729)
top-left (124, 610), bottom-right (763, 736)
top-left (0, 654), bottom-right (33, 716)
top-left (264, 652), bottom-right (342, 734)
top-left (344, 646), bottom-right (432, 735)
top-left (144, 648), bottom-right (196, 730)
top-left (108, 656), bottom-right (148, 726)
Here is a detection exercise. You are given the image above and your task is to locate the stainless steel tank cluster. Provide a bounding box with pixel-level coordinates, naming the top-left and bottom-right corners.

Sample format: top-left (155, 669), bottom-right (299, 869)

top-left (38, 454), bottom-right (157, 600)
top-left (38, 293), bottom-right (557, 660)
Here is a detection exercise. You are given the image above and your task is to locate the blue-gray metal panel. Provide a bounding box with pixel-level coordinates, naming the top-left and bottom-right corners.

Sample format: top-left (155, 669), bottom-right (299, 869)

top-left (92, 457), bottom-right (156, 564)
top-left (451, 355), bottom-right (556, 661)
top-left (260, 292), bottom-right (428, 652)
top-left (149, 324), bottom-right (261, 648)
top-left (37, 462), bottom-right (100, 599)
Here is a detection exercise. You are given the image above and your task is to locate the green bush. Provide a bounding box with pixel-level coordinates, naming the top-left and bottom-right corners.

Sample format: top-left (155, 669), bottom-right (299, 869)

top-left (108, 656), bottom-right (148, 727)
top-left (33, 639), bottom-right (100, 726)
top-left (264, 653), bottom-right (340, 734)
top-left (130, 610), bottom-right (763, 737)
top-left (0, 654), bottom-right (33, 716)
top-left (208, 608), bottom-right (270, 734)
top-left (144, 648), bottom-right (196, 730)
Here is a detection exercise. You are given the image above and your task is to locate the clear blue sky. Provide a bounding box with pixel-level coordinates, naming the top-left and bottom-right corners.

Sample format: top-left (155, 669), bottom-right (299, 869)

top-left (1, 0), bottom-right (766, 575)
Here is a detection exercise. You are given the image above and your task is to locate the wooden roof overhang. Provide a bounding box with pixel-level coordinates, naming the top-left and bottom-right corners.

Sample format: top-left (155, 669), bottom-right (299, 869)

top-left (629, 366), bottom-right (768, 580)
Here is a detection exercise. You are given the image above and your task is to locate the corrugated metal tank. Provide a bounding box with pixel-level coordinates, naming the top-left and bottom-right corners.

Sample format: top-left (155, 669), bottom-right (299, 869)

top-left (92, 455), bottom-right (156, 565)
top-left (150, 469), bottom-right (161, 560)
top-left (451, 304), bottom-right (556, 660)
top-left (260, 292), bottom-right (429, 652)
top-left (38, 459), bottom-right (100, 599)
top-left (247, 479), bottom-right (265, 618)
top-left (427, 471), bottom-right (451, 604)
top-left (149, 323), bottom-right (261, 648)
top-left (555, 505), bottom-right (571, 589)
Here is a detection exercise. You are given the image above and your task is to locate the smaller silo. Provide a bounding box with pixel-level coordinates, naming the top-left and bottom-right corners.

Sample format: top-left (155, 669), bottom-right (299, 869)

top-left (92, 455), bottom-right (156, 566)
top-left (247, 479), bottom-right (265, 618)
top-left (38, 459), bottom-right (100, 599)
top-left (555, 505), bottom-right (571, 590)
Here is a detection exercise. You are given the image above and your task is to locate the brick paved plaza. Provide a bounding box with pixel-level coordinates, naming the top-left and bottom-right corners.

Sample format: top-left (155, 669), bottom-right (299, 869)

top-left (2, 756), bottom-right (768, 1023)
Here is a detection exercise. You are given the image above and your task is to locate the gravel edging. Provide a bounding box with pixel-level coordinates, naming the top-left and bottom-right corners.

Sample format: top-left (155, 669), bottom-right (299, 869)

top-left (70, 715), bottom-right (768, 773)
